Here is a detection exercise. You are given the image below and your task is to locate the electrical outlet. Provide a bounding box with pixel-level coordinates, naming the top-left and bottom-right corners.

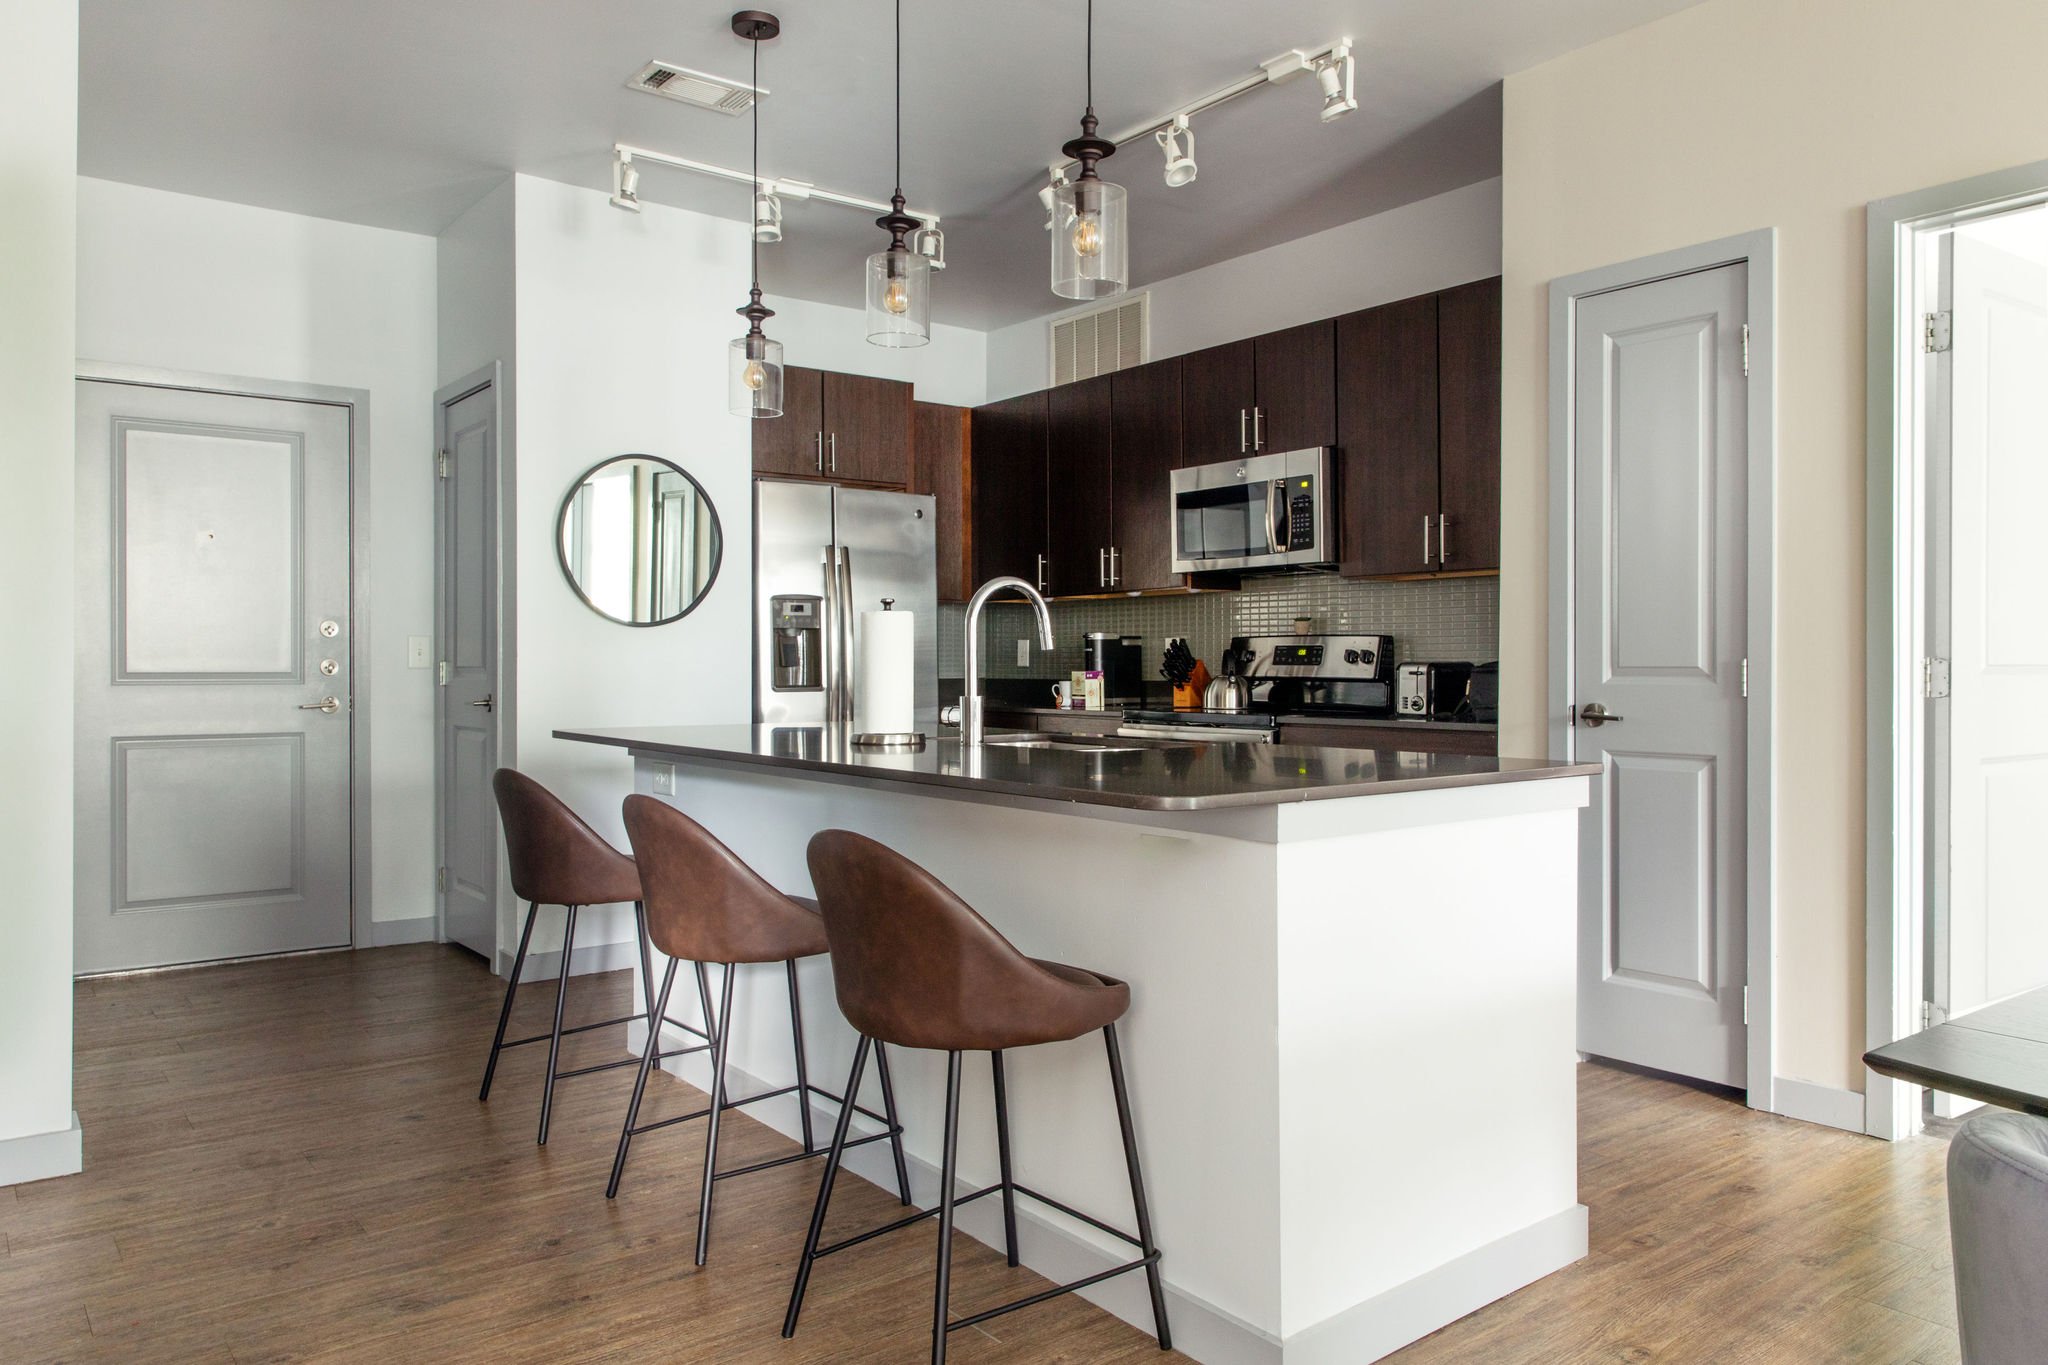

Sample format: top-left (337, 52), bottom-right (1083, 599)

top-left (406, 635), bottom-right (431, 668)
top-left (1016, 638), bottom-right (1031, 667)
top-left (650, 764), bottom-right (676, 796)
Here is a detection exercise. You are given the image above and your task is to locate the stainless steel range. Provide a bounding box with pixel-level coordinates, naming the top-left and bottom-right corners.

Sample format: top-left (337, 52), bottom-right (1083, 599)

top-left (1119, 632), bottom-right (1397, 743)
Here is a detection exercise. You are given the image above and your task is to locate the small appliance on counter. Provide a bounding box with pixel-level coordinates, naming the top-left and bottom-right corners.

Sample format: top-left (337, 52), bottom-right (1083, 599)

top-left (1083, 632), bottom-right (1144, 704)
top-left (1396, 662), bottom-right (1477, 721)
top-left (1468, 662), bottom-right (1499, 724)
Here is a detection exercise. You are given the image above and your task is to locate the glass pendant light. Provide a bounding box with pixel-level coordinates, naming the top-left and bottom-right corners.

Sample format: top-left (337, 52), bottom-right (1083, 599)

top-left (866, 0), bottom-right (930, 346)
top-left (729, 11), bottom-right (785, 417)
top-left (1051, 0), bottom-right (1126, 300)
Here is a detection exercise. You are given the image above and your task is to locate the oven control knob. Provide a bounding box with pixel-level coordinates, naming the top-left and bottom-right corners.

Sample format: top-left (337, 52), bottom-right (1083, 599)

top-left (1344, 649), bottom-right (1360, 664)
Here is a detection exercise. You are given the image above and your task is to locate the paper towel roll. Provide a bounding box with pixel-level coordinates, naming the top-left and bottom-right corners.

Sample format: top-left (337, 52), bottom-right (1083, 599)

top-left (854, 606), bottom-right (916, 737)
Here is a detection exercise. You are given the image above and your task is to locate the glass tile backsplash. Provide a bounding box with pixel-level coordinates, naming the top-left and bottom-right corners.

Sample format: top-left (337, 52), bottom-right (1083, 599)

top-left (937, 574), bottom-right (1499, 683)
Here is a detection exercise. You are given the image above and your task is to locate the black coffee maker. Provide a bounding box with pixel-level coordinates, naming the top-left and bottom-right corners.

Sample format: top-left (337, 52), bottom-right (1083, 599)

top-left (1083, 633), bottom-right (1144, 703)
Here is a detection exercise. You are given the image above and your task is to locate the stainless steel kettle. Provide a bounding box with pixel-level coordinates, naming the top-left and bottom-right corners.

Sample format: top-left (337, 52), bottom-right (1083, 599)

top-left (1203, 672), bottom-right (1252, 713)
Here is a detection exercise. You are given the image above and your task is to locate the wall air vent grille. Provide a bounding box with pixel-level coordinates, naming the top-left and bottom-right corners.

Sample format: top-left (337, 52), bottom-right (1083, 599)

top-left (1050, 293), bottom-right (1150, 386)
top-left (627, 61), bottom-right (761, 115)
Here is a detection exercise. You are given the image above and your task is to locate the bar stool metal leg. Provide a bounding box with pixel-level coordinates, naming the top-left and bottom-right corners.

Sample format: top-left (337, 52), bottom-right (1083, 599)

top-left (991, 1049), bottom-right (1020, 1267)
top-left (873, 1040), bottom-right (915, 1206)
top-left (536, 904), bottom-right (578, 1146)
top-left (607, 957), bottom-right (680, 1199)
top-left (932, 1050), bottom-right (965, 1365)
top-left (786, 960), bottom-right (816, 1154)
top-left (1106, 1023), bottom-right (1172, 1352)
top-left (632, 900), bottom-right (655, 1023)
top-left (694, 962), bottom-right (738, 1266)
top-left (783, 1035), bottom-right (872, 1338)
top-left (479, 899), bottom-right (540, 1102)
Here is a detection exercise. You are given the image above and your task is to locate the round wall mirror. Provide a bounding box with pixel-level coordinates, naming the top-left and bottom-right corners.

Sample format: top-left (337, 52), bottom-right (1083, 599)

top-left (556, 455), bottom-right (723, 626)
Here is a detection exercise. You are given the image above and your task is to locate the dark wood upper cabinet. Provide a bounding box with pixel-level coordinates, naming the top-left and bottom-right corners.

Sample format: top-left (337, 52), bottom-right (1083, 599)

top-left (1109, 357), bottom-right (1183, 592)
top-left (911, 401), bottom-right (971, 603)
top-left (1336, 294), bottom-right (1439, 577)
top-left (1252, 319), bottom-right (1337, 452)
top-left (1045, 375), bottom-right (1115, 597)
top-left (969, 391), bottom-right (1049, 591)
top-left (823, 371), bottom-right (912, 486)
top-left (1177, 339), bottom-right (1255, 465)
top-left (1435, 278), bottom-right (1501, 573)
top-left (751, 365), bottom-right (826, 478)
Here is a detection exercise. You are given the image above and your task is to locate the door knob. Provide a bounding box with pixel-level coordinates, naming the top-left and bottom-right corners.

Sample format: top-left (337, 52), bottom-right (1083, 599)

top-left (299, 696), bottom-right (341, 715)
top-left (1578, 702), bottom-right (1624, 727)
top-left (469, 695), bottom-right (495, 712)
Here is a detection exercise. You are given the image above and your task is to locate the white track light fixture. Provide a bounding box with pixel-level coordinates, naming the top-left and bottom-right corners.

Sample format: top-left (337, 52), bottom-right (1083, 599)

top-left (865, 0), bottom-right (931, 346)
top-left (1051, 0), bottom-right (1127, 299)
top-left (1314, 40), bottom-right (1357, 123)
top-left (912, 221), bottom-right (946, 270)
top-left (728, 11), bottom-right (785, 417)
top-left (1040, 168), bottom-right (1070, 231)
top-left (753, 189), bottom-right (783, 242)
top-left (611, 151), bottom-right (641, 211)
top-left (1155, 115), bottom-right (1196, 187)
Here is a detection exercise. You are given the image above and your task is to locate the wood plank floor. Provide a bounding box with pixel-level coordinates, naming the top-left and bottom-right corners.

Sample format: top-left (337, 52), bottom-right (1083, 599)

top-left (3, 945), bottom-right (1960, 1363)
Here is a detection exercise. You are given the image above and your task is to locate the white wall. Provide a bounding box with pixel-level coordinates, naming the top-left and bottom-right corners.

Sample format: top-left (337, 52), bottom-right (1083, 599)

top-left (0, 0), bottom-right (79, 1173)
top-left (76, 179), bottom-right (442, 929)
top-left (1499, 0), bottom-right (2048, 1092)
top-left (502, 174), bottom-right (983, 956)
top-left (985, 177), bottom-right (1502, 401)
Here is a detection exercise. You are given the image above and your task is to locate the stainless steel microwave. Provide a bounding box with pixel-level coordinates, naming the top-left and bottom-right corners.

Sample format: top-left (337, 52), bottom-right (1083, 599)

top-left (1170, 447), bottom-right (1336, 574)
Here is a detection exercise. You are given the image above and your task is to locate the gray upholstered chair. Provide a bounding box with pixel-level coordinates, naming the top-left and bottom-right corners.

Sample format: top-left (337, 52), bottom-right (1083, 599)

top-left (1948, 1111), bottom-right (2048, 1364)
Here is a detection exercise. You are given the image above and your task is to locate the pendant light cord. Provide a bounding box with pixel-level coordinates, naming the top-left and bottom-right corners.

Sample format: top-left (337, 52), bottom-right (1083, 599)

top-left (894, 0), bottom-right (903, 197)
top-left (1085, 0), bottom-right (1094, 114)
top-left (750, 34), bottom-right (761, 294)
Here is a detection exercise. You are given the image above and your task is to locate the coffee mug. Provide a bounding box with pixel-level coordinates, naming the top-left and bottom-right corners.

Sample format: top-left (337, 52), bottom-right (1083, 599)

top-left (1051, 681), bottom-right (1075, 707)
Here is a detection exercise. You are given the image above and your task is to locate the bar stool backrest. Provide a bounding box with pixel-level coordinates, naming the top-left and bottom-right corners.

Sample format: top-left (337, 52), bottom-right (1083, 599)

top-left (492, 768), bottom-right (640, 907)
top-left (621, 794), bottom-right (821, 964)
top-left (806, 828), bottom-right (1119, 1051)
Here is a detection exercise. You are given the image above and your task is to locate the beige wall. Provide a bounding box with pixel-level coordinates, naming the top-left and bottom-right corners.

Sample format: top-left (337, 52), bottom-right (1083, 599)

top-left (1501, 0), bottom-right (2048, 1091)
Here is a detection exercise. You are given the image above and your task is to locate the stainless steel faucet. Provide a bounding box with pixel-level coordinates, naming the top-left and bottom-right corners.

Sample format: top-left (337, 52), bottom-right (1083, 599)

top-left (940, 575), bottom-right (1054, 746)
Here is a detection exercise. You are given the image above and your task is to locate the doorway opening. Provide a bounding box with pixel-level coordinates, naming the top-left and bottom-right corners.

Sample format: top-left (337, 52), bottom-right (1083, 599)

top-left (1868, 164), bottom-right (2048, 1138)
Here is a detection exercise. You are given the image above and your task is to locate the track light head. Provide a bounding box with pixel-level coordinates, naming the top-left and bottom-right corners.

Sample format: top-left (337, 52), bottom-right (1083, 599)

top-left (610, 152), bottom-right (641, 212)
top-left (912, 222), bottom-right (946, 270)
top-left (1040, 168), bottom-right (1070, 231)
top-left (1156, 116), bottom-right (1196, 187)
top-left (1314, 42), bottom-right (1357, 123)
top-left (753, 189), bottom-right (782, 242)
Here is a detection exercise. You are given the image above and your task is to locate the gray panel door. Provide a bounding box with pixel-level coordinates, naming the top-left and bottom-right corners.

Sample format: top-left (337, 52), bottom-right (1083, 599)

top-left (437, 384), bottom-right (499, 961)
top-left (1572, 263), bottom-right (1750, 1087)
top-left (75, 380), bottom-right (353, 972)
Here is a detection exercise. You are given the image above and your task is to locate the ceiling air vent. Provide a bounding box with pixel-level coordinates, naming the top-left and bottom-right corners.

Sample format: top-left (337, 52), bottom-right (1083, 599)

top-left (627, 61), bottom-right (762, 115)
top-left (1049, 293), bottom-right (1149, 387)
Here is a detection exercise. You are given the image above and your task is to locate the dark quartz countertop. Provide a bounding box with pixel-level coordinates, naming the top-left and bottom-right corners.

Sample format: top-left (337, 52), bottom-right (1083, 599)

top-left (555, 724), bottom-right (1593, 813)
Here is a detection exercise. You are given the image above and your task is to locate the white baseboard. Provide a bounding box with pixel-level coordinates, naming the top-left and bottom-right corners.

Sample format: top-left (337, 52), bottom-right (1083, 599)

top-left (366, 917), bottom-right (437, 947)
top-left (0, 1112), bottom-right (83, 1188)
top-left (640, 1023), bottom-right (1583, 1364)
top-left (1772, 1076), bottom-right (1868, 1134)
top-left (504, 938), bottom-right (642, 984)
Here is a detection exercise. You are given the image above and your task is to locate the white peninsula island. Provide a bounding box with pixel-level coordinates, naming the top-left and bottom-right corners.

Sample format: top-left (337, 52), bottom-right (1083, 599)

top-left (557, 723), bottom-right (1596, 1365)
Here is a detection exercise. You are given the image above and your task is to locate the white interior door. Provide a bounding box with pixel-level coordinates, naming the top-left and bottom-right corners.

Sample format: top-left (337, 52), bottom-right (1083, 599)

top-left (437, 382), bottom-right (499, 961)
top-left (1930, 219), bottom-right (2048, 1114)
top-left (74, 379), bottom-right (354, 972)
top-left (1572, 263), bottom-right (1750, 1088)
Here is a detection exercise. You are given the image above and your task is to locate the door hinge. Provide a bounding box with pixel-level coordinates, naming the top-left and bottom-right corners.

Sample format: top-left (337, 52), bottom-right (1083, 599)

top-left (1922, 656), bottom-right (1951, 700)
top-left (437, 660), bottom-right (450, 686)
top-left (1741, 657), bottom-right (1750, 699)
top-left (1743, 986), bottom-right (1750, 1026)
top-left (1924, 310), bottom-right (1953, 354)
top-left (436, 450), bottom-right (452, 478)
top-left (1922, 1000), bottom-right (1947, 1029)
top-left (1741, 323), bottom-right (1751, 378)
top-left (436, 866), bottom-right (447, 893)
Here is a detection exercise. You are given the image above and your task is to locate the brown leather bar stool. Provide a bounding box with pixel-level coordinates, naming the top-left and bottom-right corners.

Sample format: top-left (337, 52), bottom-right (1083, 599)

top-left (611, 795), bottom-right (913, 1266)
top-left (483, 769), bottom-right (702, 1146)
top-left (785, 829), bottom-right (1171, 1364)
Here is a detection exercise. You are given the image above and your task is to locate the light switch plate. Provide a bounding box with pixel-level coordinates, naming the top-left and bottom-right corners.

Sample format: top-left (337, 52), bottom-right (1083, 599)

top-left (406, 636), bottom-right (431, 668)
top-left (1016, 639), bottom-right (1031, 667)
top-left (650, 764), bottom-right (676, 796)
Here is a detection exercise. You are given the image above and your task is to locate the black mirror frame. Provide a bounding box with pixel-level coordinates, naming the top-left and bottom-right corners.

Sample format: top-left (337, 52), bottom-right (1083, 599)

top-left (554, 453), bottom-right (724, 628)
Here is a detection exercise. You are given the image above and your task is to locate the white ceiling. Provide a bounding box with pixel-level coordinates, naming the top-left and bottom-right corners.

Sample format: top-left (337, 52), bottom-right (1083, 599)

top-left (79, 0), bottom-right (1702, 329)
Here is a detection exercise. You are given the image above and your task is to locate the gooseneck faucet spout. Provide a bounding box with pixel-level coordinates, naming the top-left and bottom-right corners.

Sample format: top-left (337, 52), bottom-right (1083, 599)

top-left (941, 576), bottom-right (1054, 746)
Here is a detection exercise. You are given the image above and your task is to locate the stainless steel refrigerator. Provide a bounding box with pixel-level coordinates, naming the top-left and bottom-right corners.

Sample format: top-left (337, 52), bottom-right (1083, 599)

top-left (754, 480), bottom-right (938, 728)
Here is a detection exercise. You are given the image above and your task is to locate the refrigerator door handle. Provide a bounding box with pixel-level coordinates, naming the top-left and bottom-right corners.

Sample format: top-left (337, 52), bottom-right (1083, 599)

top-left (820, 545), bottom-right (840, 724)
top-left (836, 547), bottom-right (856, 726)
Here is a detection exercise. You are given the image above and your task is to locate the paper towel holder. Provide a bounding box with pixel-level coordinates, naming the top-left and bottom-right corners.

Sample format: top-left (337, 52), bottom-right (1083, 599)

top-left (853, 598), bottom-right (926, 750)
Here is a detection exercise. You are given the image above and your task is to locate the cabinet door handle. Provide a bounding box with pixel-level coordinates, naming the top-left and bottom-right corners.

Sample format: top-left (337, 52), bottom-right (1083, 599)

top-left (1239, 409), bottom-right (1249, 453)
top-left (828, 432), bottom-right (838, 473)
top-left (1438, 513), bottom-right (1450, 564)
top-left (1253, 406), bottom-right (1265, 450)
top-left (1036, 553), bottom-right (1048, 594)
top-left (1109, 546), bottom-right (1120, 586)
top-left (1422, 515), bottom-right (1433, 566)
top-left (814, 432), bottom-right (824, 473)
top-left (1098, 547), bottom-right (1108, 588)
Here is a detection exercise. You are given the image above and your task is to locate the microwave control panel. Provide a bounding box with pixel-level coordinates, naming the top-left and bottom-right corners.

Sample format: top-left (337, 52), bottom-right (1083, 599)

top-left (1283, 477), bottom-right (1316, 550)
